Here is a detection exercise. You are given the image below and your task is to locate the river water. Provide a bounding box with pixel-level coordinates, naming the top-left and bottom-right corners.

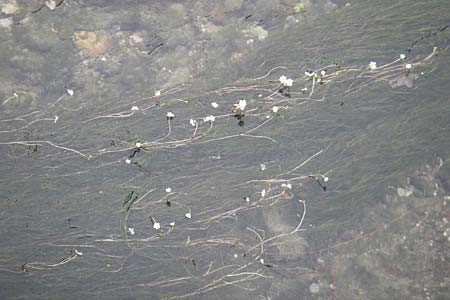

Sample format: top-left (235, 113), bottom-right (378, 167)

top-left (1, 0), bottom-right (450, 299)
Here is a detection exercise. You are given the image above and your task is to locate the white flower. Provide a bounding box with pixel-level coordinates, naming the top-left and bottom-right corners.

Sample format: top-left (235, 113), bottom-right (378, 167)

top-left (320, 70), bottom-right (326, 76)
top-left (74, 249), bottom-right (83, 256)
top-left (279, 75), bottom-right (293, 87)
top-left (203, 115), bottom-right (216, 122)
top-left (128, 227), bottom-right (135, 235)
top-left (305, 71), bottom-right (317, 78)
top-left (67, 89), bottom-right (74, 96)
top-left (185, 212), bottom-right (192, 219)
top-left (272, 106), bottom-right (279, 113)
top-left (169, 222), bottom-right (175, 227)
top-left (211, 102), bottom-right (219, 108)
top-left (281, 183), bottom-right (292, 189)
top-left (368, 61), bottom-right (377, 70)
top-left (260, 258), bottom-right (265, 264)
top-left (153, 222), bottom-right (161, 230)
top-left (244, 196), bottom-right (250, 203)
top-left (260, 163), bottom-right (266, 171)
top-left (165, 187), bottom-right (172, 193)
top-left (261, 189), bottom-right (266, 197)
top-left (234, 253), bottom-right (238, 258)
top-left (166, 112), bottom-right (175, 118)
top-left (189, 119), bottom-right (197, 127)
top-left (155, 90), bottom-right (161, 97)
top-left (54, 115), bottom-right (59, 123)
top-left (125, 159), bottom-right (131, 164)
top-left (233, 99), bottom-right (247, 112)
top-left (131, 106), bottom-right (139, 111)
top-left (135, 142), bottom-right (142, 148)
top-left (238, 99), bottom-right (247, 111)
top-left (400, 54), bottom-right (406, 60)
top-left (323, 176), bottom-right (329, 182)
top-left (405, 63), bottom-right (412, 69)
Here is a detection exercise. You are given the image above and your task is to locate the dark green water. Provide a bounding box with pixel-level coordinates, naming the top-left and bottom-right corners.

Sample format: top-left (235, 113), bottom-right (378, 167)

top-left (1, 0), bottom-right (450, 299)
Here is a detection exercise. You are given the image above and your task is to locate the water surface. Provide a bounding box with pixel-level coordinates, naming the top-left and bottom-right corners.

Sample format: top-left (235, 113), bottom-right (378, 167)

top-left (1, 0), bottom-right (450, 299)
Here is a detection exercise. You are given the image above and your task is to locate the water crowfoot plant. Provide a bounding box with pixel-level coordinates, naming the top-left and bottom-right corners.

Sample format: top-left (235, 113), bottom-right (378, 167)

top-left (1, 24), bottom-right (445, 300)
top-left (232, 99), bottom-right (247, 122)
top-left (278, 75), bottom-right (293, 97)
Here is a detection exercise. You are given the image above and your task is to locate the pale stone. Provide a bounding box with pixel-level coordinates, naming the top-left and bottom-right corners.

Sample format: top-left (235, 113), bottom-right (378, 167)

top-left (44, 0), bottom-right (57, 10)
top-left (0, 18), bottom-right (13, 28)
top-left (129, 33), bottom-right (144, 45)
top-left (243, 25), bottom-right (268, 41)
top-left (309, 282), bottom-right (320, 294)
top-left (202, 21), bottom-right (222, 34)
top-left (1, 1), bottom-right (20, 15)
top-left (73, 31), bottom-right (110, 57)
top-left (397, 186), bottom-right (414, 197)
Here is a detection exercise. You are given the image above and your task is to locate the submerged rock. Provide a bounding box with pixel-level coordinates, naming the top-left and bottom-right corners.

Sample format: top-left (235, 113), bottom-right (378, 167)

top-left (389, 73), bottom-right (419, 88)
top-left (396, 186), bottom-right (414, 197)
top-left (309, 282), bottom-right (320, 294)
top-left (44, 0), bottom-right (57, 11)
top-left (1, 0), bottom-right (20, 15)
top-left (73, 31), bottom-right (110, 57)
top-left (328, 157), bottom-right (450, 300)
top-left (0, 17), bottom-right (13, 28)
top-left (243, 24), bottom-right (269, 41)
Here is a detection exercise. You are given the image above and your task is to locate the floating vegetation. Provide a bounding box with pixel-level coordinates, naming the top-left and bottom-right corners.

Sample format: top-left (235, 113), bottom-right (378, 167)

top-left (0, 41), bottom-right (446, 298)
top-left (122, 190), bottom-right (138, 212)
top-left (1, 1), bottom-right (450, 300)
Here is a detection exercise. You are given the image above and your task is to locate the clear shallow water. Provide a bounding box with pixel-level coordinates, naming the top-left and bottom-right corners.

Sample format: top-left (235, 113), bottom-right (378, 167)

top-left (1, 0), bottom-right (450, 299)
